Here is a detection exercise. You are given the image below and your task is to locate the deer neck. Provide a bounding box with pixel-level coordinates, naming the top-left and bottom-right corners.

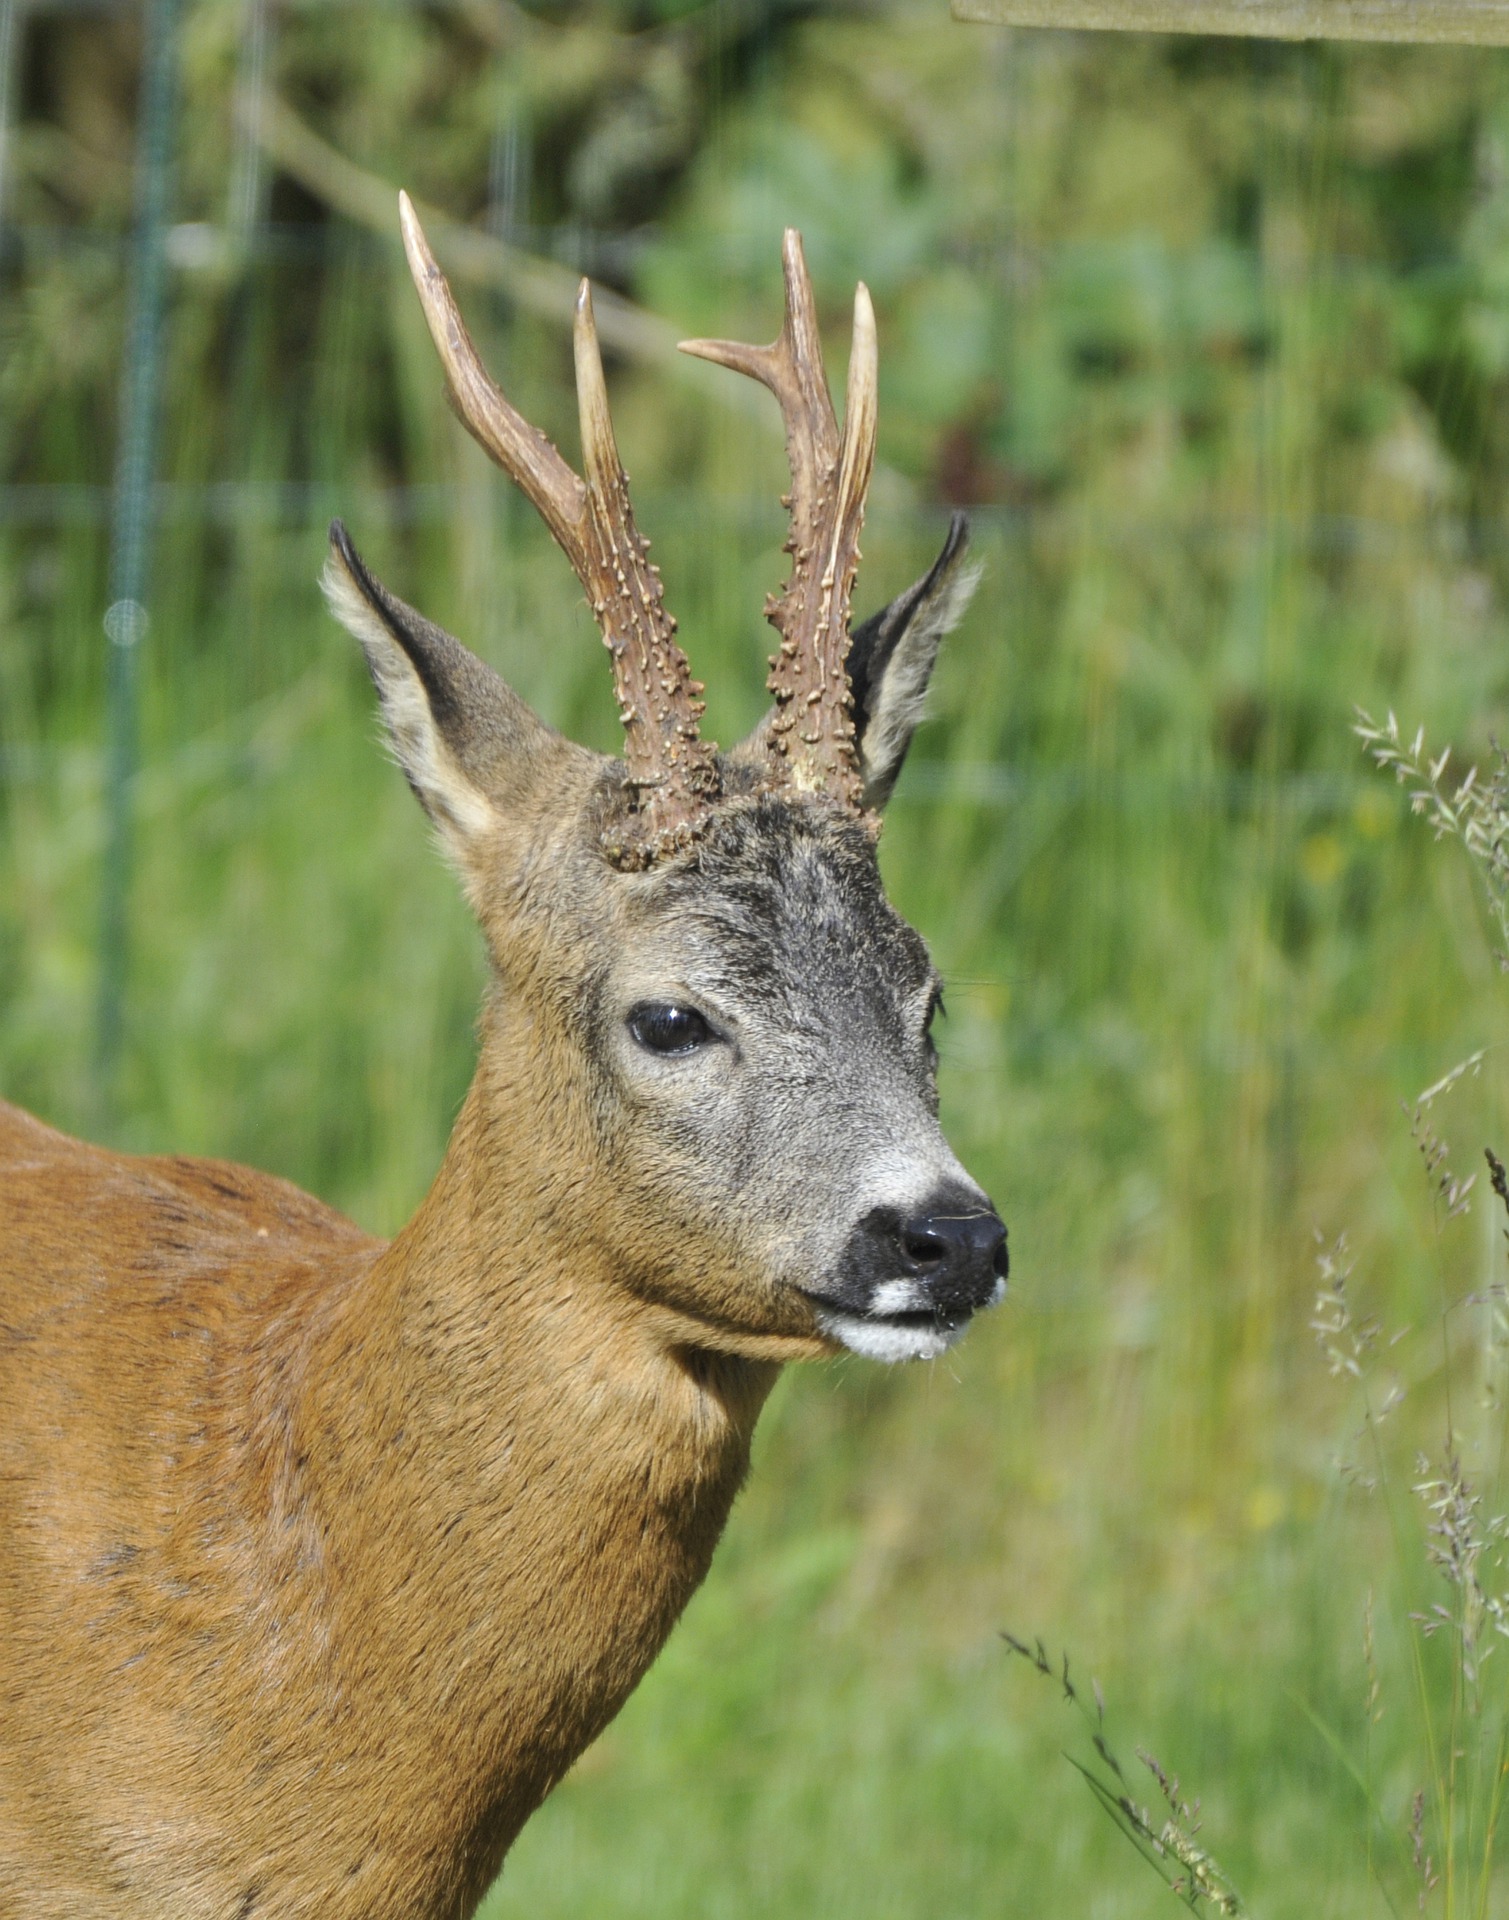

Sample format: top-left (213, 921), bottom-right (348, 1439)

top-left (285, 1052), bottom-right (778, 1889)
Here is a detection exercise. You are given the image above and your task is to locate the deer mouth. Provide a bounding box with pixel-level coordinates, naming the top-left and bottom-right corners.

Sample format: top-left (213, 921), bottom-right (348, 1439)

top-left (800, 1285), bottom-right (996, 1365)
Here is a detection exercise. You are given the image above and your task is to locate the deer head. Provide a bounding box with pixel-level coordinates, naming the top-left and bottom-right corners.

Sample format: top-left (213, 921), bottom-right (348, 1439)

top-left (323, 199), bottom-right (1004, 1365)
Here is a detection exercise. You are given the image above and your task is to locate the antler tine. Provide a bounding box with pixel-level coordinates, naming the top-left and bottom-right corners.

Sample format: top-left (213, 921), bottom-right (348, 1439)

top-left (399, 193), bottom-right (587, 572)
top-left (679, 231), bottom-right (879, 813)
top-left (837, 285), bottom-right (878, 507)
top-left (399, 192), bottom-right (719, 867)
top-left (680, 230), bottom-right (838, 494)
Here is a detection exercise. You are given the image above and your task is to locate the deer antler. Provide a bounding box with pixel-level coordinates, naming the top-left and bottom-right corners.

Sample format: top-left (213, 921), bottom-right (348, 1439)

top-left (399, 191), bottom-right (720, 868)
top-left (680, 230), bottom-right (878, 814)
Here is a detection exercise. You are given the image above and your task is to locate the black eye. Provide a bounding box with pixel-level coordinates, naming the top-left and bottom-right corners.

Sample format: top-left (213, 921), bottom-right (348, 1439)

top-left (627, 1002), bottom-right (716, 1056)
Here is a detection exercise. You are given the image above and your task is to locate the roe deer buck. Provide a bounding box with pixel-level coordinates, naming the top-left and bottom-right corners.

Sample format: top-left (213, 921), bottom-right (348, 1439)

top-left (0, 197), bottom-right (1004, 1919)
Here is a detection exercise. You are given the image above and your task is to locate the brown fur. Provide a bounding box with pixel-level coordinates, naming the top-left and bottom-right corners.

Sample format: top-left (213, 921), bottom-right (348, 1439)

top-left (0, 1076), bottom-right (784, 1917)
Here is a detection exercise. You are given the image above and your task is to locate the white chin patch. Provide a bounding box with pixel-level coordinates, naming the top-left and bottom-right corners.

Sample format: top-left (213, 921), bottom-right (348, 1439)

top-left (814, 1308), bottom-right (967, 1365)
top-left (870, 1278), bottom-right (929, 1317)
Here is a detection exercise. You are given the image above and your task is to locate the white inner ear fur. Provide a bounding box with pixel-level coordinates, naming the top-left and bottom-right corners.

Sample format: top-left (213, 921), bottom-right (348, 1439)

top-left (322, 557), bottom-right (498, 852)
top-left (860, 558), bottom-right (983, 803)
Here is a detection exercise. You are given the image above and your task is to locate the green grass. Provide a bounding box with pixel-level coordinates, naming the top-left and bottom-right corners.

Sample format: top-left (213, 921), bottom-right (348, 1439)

top-left (10, 9), bottom-right (1509, 1914)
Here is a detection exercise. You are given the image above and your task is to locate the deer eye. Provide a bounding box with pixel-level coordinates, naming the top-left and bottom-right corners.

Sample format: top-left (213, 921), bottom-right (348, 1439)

top-left (627, 1003), bottom-right (716, 1056)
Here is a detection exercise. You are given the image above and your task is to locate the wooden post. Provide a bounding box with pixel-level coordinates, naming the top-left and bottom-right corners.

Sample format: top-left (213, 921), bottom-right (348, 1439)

top-left (952, 1), bottom-right (1509, 42)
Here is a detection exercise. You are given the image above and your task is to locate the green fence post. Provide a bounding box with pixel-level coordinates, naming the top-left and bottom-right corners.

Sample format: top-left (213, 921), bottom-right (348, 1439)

top-left (96, 0), bottom-right (183, 1107)
top-left (0, 0), bottom-right (20, 235)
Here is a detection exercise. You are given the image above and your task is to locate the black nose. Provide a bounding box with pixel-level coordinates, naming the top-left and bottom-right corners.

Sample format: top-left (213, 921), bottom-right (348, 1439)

top-left (895, 1197), bottom-right (1008, 1314)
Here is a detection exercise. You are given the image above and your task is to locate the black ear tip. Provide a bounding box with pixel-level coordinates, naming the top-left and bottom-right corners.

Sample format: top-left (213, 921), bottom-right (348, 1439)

top-left (329, 520), bottom-right (383, 608)
top-left (945, 509), bottom-right (971, 555)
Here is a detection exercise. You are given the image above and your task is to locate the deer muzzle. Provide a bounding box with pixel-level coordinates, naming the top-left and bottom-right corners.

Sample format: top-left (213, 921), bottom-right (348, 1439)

top-left (803, 1185), bottom-right (1008, 1364)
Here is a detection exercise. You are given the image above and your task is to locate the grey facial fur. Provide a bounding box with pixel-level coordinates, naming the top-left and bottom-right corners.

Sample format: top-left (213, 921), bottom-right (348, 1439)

top-left (597, 799), bottom-right (1002, 1359)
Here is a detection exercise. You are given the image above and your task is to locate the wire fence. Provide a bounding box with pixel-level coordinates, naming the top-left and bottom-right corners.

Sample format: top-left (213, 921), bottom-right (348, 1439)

top-left (1, 0), bottom-right (1497, 1120)
top-left (2, 0), bottom-right (501, 1098)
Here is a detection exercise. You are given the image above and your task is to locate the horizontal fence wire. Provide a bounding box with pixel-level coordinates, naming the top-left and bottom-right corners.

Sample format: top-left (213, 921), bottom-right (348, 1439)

top-left (1, 221), bottom-right (653, 279)
top-left (0, 486), bottom-right (1496, 558)
top-left (0, 733), bottom-right (1386, 812)
top-left (0, 217), bottom-right (1487, 284)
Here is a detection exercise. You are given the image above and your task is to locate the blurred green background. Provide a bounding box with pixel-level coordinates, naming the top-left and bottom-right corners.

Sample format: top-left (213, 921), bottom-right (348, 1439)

top-left (6, 2), bottom-right (1509, 1913)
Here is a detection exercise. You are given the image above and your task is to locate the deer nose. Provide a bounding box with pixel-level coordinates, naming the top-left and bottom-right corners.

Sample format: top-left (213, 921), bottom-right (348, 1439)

top-left (895, 1199), bottom-right (1008, 1314)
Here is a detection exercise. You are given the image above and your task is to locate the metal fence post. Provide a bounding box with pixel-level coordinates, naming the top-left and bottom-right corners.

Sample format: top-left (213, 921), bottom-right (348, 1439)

top-left (0, 0), bottom-right (21, 239)
top-left (228, 0), bottom-right (269, 244)
top-left (96, 0), bottom-right (184, 1104)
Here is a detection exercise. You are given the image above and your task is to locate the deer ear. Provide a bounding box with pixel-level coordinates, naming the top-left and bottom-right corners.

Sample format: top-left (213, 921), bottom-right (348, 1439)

top-left (322, 521), bottom-right (564, 866)
top-left (847, 513), bottom-right (980, 811)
